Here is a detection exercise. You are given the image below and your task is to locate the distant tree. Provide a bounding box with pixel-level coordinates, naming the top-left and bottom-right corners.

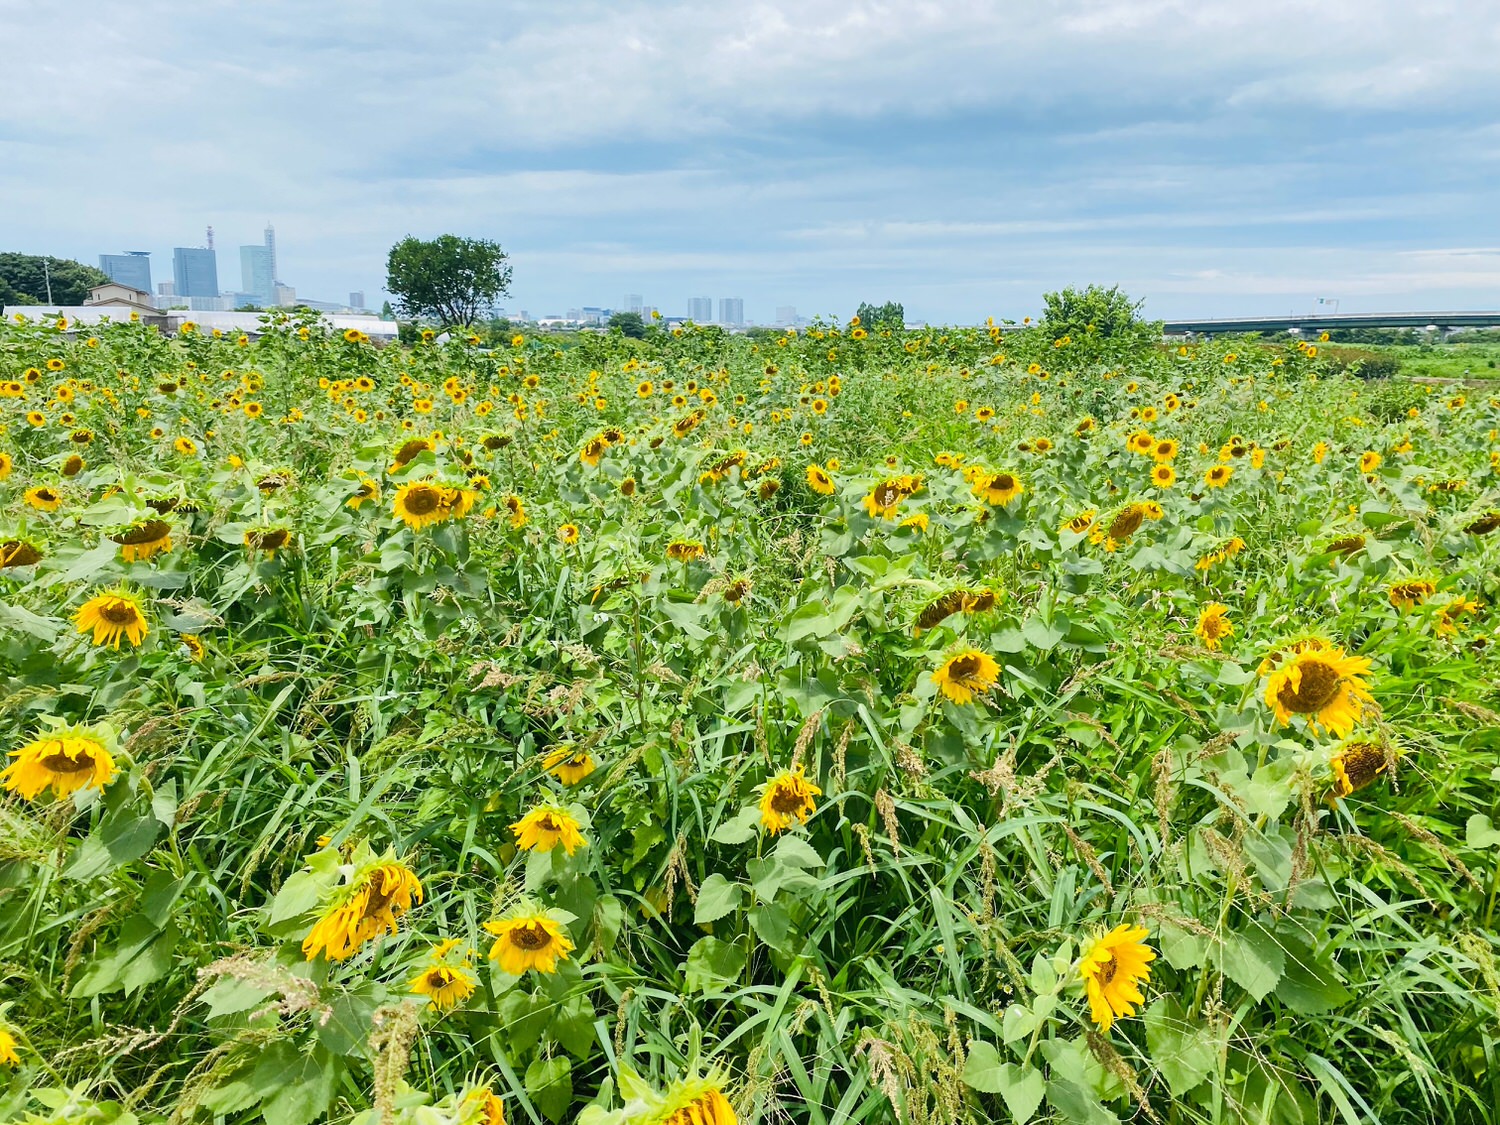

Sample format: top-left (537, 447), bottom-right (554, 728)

top-left (1038, 284), bottom-right (1159, 345)
top-left (381, 300), bottom-right (395, 320)
top-left (608, 311), bottom-right (647, 339)
top-left (855, 301), bottom-right (905, 329)
top-left (0, 252), bottom-right (110, 306)
top-left (234, 304), bottom-right (263, 312)
top-left (385, 235), bottom-right (512, 328)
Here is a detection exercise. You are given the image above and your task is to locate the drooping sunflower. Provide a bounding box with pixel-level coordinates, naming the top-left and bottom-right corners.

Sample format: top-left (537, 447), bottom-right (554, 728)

top-left (302, 859), bottom-right (424, 961)
top-left (510, 806), bottom-right (589, 855)
top-left (243, 527), bottom-right (292, 558)
top-left (1194, 603), bottom-right (1233, 650)
top-left (1388, 579), bottom-right (1436, 610)
top-left (1263, 645), bottom-right (1374, 737)
top-left (580, 435), bottom-right (609, 467)
top-left (109, 519), bottom-right (173, 563)
top-left (391, 436), bottom-right (434, 470)
top-left (806, 464), bottom-right (836, 496)
top-left (1329, 738), bottom-right (1395, 799)
top-left (2, 725), bottom-right (118, 801)
top-left (0, 451), bottom-right (12, 480)
top-left (543, 745), bottom-right (597, 785)
top-left (759, 764), bottom-right (822, 835)
top-left (1078, 924), bottom-right (1155, 1032)
top-left (931, 649), bottom-right (1000, 705)
top-left (1106, 503), bottom-right (1148, 541)
top-left (24, 485), bottom-right (62, 512)
top-left (1203, 464), bottom-right (1233, 488)
top-left (409, 963), bottom-right (477, 1010)
top-left (1436, 596), bottom-right (1481, 636)
top-left (61, 454), bottom-right (85, 478)
top-left (393, 481), bottom-right (451, 532)
top-left (1464, 512), bottom-right (1500, 536)
top-left (862, 480), bottom-right (904, 519)
top-left (74, 589), bottom-right (150, 649)
top-left (486, 913), bottom-right (575, 975)
top-left (667, 540), bottom-right (707, 562)
top-left (1, 539), bottom-right (43, 568)
top-left (180, 634), bottom-right (206, 662)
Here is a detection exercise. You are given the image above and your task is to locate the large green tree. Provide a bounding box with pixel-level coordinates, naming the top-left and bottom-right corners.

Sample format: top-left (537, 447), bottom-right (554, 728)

top-left (608, 311), bottom-right (647, 339)
top-left (1038, 284), bottom-right (1160, 345)
top-left (855, 300), bottom-right (904, 329)
top-left (0, 252), bottom-right (110, 306)
top-left (385, 235), bottom-right (512, 328)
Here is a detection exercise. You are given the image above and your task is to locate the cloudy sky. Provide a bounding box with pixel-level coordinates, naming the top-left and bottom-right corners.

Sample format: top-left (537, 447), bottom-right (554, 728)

top-left (3, 0), bottom-right (1497, 323)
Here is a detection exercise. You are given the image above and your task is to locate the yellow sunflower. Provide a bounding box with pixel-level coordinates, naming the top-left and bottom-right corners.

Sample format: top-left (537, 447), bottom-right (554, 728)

top-left (74, 589), bottom-right (150, 649)
top-left (510, 806), bottom-right (589, 855)
top-left (543, 745), bottom-right (597, 785)
top-left (667, 540), bottom-right (707, 562)
top-left (393, 481), bottom-right (451, 531)
top-left (1204, 464), bottom-right (1233, 488)
top-left (1436, 596), bottom-right (1480, 636)
top-left (1194, 603), bottom-right (1233, 650)
top-left (806, 464), bottom-right (836, 495)
top-left (0, 1027), bottom-right (17, 1068)
top-left (558, 523), bottom-right (580, 545)
top-left (974, 471), bottom-right (1023, 507)
top-left (109, 519), bottom-right (173, 563)
top-left (759, 764), bottom-right (822, 835)
top-left (504, 495), bottom-right (528, 529)
top-left (409, 963), bottom-right (477, 1010)
top-left (347, 476), bottom-right (381, 511)
top-left (1388, 579), bottom-right (1435, 610)
top-left (24, 485), bottom-right (62, 512)
top-left (1263, 645), bottom-right (1374, 737)
top-left (2, 725), bottom-right (118, 801)
top-left (302, 860), bottom-right (423, 961)
top-left (931, 649), bottom-right (1000, 705)
top-left (243, 527), bottom-right (292, 558)
top-left (486, 913), bottom-right (575, 975)
top-left (1359, 451), bottom-right (1382, 473)
top-left (1078, 924), bottom-right (1155, 1032)
top-left (1151, 464), bottom-right (1176, 489)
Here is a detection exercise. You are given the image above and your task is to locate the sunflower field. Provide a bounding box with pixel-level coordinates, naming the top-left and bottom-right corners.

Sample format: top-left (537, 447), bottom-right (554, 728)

top-left (2, 310), bottom-right (1500, 1125)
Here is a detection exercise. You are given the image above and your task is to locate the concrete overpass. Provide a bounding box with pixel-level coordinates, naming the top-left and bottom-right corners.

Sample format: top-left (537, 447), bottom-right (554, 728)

top-left (1163, 311), bottom-right (1500, 335)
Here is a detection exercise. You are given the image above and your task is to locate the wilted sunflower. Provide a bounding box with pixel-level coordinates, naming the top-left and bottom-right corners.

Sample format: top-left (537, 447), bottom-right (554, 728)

top-left (759, 764), bottom-right (822, 834)
top-left (302, 859), bottom-right (423, 961)
top-left (1060, 510), bottom-right (1096, 536)
top-left (862, 480), bottom-right (904, 519)
top-left (2, 725), bottom-right (118, 801)
top-left (486, 913), bottom-right (575, 975)
top-left (24, 485), bottom-right (62, 512)
top-left (110, 519), bottom-right (172, 563)
top-left (1325, 534), bottom-right (1365, 559)
top-left (667, 540), bottom-right (707, 562)
top-left (1078, 924), bottom-right (1155, 1032)
top-left (792, 463), bottom-right (833, 498)
top-left (931, 649), bottom-right (1000, 704)
top-left (1436, 596), bottom-right (1481, 636)
top-left (409, 963), bottom-right (477, 1010)
top-left (390, 436), bottom-right (434, 470)
top-left (243, 527), bottom-right (292, 558)
top-left (1329, 739), bottom-right (1394, 799)
top-left (510, 806), bottom-right (588, 855)
top-left (74, 589), bottom-right (150, 649)
top-left (1464, 512), bottom-right (1500, 536)
top-left (1106, 503), bottom-right (1148, 541)
top-left (179, 634), bottom-right (206, 662)
top-left (1263, 644), bottom-right (1373, 737)
top-left (393, 481), bottom-right (450, 532)
top-left (1388, 579), bottom-right (1436, 610)
top-left (61, 454), bottom-right (85, 477)
top-left (0, 539), bottom-right (43, 568)
top-left (543, 745), bottom-right (597, 785)
top-left (1194, 603), bottom-right (1233, 650)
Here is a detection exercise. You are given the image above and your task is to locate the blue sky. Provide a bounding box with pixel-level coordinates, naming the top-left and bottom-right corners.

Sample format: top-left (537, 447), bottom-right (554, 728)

top-left (2, 0), bottom-right (1497, 324)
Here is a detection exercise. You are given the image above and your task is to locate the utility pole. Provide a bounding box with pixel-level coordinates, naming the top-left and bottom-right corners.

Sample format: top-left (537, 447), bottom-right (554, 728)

top-left (43, 257), bottom-right (53, 304)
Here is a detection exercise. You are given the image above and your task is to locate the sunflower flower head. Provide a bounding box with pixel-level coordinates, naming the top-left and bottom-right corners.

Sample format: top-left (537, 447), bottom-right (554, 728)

top-left (301, 856), bottom-right (423, 962)
top-left (1329, 738), bottom-right (1397, 799)
top-left (73, 588), bottom-right (150, 649)
top-left (759, 764), bottom-right (821, 835)
top-left (931, 649), bottom-right (1000, 705)
top-left (510, 805), bottom-right (589, 855)
top-left (544, 745), bottom-right (597, 785)
top-left (1262, 644), bottom-right (1374, 737)
top-left (1078, 923), bottom-right (1155, 1032)
top-left (1194, 603), bottom-right (1233, 650)
top-left (485, 910), bottom-right (575, 975)
top-left (2, 721), bottom-right (120, 802)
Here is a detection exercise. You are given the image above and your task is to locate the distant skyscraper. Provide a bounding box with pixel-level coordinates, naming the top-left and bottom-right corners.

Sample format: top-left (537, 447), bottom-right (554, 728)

top-left (99, 252), bottom-right (152, 293)
top-left (157, 282), bottom-right (175, 297)
top-left (172, 247), bottom-right (219, 298)
top-left (264, 222), bottom-right (278, 282)
top-left (718, 298), bottom-right (744, 327)
top-left (239, 245), bottom-right (274, 306)
top-left (775, 306), bottom-right (798, 326)
top-left (350, 291), bottom-right (365, 309)
top-left (624, 294), bottom-right (643, 315)
top-left (688, 296), bottom-right (713, 322)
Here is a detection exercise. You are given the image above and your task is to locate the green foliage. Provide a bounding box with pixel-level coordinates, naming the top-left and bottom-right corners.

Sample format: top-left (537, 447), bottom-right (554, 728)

top-left (1039, 285), bottom-right (1161, 356)
top-left (385, 235), bottom-right (512, 328)
top-left (0, 312), bottom-right (1498, 1125)
top-left (855, 301), bottom-right (905, 329)
top-left (0, 252), bottom-right (110, 306)
top-left (608, 311), bottom-right (647, 339)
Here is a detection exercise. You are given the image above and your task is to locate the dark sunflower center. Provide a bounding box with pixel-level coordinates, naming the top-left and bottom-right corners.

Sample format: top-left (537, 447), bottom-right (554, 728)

top-left (1095, 952), bottom-right (1118, 987)
top-left (994, 474), bottom-right (1017, 491)
top-left (511, 924), bottom-right (552, 950)
top-left (949, 655), bottom-right (982, 682)
top-left (1278, 659), bottom-right (1343, 713)
top-left (362, 883), bottom-right (396, 919)
top-left (769, 785), bottom-right (806, 815)
top-left (406, 488), bottom-right (442, 515)
top-left (115, 520), bottom-right (169, 545)
top-left (36, 488), bottom-right (58, 502)
top-left (100, 602), bottom-right (141, 625)
top-left (1203, 615), bottom-right (1227, 638)
top-left (40, 752), bottom-right (94, 774)
top-left (1339, 742), bottom-right (1386, 790)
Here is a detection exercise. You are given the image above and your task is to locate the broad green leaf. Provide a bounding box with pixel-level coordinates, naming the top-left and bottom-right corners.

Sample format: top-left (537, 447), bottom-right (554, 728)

top-left (1143, 997), bottom-right (1216, 1097)
top-left (526, 1056), bottom-right (573, 1123)
top-left (693, 873), bottom-right (743, 925)
top-left (683, 936), bottom-right (745, 993)
top-left (1220, 927), bottom-right (1285, 1001)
